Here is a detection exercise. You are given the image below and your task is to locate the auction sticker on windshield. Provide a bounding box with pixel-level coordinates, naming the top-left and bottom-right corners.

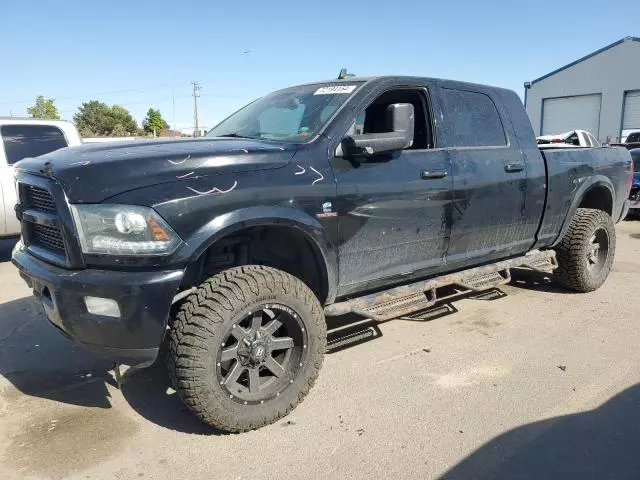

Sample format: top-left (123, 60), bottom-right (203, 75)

top-left (314, 85), bottom-right (357, 95)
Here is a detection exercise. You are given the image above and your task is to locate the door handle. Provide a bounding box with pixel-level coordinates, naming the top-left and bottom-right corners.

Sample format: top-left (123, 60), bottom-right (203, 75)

top-left (421, 170), bottom-right (448, 180)
top-left (504, 163), bottom-right (525, 173)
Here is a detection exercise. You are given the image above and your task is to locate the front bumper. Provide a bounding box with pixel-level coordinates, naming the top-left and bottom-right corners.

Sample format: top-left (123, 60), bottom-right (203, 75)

top-left (12, 241), bottom-right (184, 366)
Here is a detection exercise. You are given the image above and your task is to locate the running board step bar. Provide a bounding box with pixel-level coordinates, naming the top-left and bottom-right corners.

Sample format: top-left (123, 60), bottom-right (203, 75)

top-left (457, 270), bottom-right (511, 291)
top-left (324, 250), bottom-right (557, 321)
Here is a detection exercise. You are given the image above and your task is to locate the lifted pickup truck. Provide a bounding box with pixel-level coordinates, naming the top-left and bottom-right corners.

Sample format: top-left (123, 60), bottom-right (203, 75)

top-left (12, 76), bottom-right (634, 432)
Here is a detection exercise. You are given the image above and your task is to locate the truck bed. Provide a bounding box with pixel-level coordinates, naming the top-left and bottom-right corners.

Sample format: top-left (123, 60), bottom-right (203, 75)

top-left (535, 146), bottom-right (632, 247)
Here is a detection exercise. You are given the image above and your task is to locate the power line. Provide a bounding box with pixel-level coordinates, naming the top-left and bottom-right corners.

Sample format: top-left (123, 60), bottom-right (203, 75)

top-left (0, 82), bottom-right (186, 106)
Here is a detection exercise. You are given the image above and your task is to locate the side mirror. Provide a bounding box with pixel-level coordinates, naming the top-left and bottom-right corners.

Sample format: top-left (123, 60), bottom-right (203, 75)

top-left (339, 103), bottom-right (414, 157)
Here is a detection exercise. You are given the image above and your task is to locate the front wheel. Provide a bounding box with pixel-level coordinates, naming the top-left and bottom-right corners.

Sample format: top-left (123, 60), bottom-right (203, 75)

top-left (167, 265), bottom-right (326, 432)
top-left (554, 208), bottom-right (616, 292)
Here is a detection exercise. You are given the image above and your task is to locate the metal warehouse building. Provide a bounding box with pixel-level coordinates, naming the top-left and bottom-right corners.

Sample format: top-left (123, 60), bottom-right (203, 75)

top-left (525, 37), bottom-right (640, 143)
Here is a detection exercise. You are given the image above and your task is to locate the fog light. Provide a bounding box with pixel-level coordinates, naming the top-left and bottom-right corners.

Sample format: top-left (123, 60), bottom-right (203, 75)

top-left (84, 296), bottom-right (121, 318)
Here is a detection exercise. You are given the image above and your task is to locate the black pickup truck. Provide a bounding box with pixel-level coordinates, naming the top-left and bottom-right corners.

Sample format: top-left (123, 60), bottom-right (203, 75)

top-left (12, 76), bottom-right (634, 432)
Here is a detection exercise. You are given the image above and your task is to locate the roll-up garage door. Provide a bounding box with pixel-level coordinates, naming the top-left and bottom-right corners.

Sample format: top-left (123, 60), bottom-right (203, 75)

top-left (622, 90), bottom-right (640, 133)
top-left (542, 94), bottom-right (601, 136)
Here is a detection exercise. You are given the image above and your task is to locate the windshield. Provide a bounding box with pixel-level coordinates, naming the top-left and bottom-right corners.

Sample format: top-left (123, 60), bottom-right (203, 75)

top-left (206, 83), bottom-right (362, 142)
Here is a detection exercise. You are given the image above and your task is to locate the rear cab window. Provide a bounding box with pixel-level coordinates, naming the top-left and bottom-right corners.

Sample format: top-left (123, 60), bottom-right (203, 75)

top-left (440, 88), bottom-right (506, 147)
top-left (1, 124), bottom-right (68, 165)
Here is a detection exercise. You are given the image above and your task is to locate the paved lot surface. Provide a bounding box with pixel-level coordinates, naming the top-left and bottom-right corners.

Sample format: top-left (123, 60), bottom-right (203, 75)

top-left (1, 221), bottom-right (639, 480)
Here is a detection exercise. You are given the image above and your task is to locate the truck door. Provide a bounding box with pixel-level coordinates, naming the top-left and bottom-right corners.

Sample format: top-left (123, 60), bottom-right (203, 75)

top-left (332, 86), bottom-right (452, 294)
top-left (440, 87), bottom-right (534, 267)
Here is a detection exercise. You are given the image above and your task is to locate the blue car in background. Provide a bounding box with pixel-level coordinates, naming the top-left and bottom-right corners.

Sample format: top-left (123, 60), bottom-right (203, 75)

top-left (629, 149), bottom-right (640, 217)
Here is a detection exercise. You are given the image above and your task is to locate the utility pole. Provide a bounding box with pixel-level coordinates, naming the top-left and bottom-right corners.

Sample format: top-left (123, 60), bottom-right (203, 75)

top-left (191, 81), bottom-right (201, 137)
top-left (172, 80), bottom-right (176, 137)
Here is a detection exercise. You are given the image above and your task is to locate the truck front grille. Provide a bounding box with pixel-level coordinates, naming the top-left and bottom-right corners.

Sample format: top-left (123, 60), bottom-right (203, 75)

top-left (25, 185), bottom-right (56, 213)
top-left (31, 224), bottom-right (66, 253)
top-left (17, 178), bottom-right (71, 264)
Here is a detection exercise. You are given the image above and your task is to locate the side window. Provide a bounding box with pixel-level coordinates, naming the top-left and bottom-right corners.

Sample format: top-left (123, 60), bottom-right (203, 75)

top-left (441, 89), bottom-right (506, 147)
top-left (353, 88), bottom-right (432, 149)
top-left (1, 124), bottom-right (68, 165)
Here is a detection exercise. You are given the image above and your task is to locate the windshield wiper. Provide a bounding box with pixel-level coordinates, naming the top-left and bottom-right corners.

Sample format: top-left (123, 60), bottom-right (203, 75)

top-left (215, 133), bottom-right (255, 139)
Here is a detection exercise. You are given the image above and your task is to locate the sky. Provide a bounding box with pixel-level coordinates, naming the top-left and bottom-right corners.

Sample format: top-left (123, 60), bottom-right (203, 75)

top-left (1, 0), bottom-right (637, 133)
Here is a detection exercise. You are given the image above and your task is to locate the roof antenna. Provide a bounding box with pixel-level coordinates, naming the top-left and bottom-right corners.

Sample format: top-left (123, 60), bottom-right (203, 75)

top-left (338, 68), bottom-right (355, 80)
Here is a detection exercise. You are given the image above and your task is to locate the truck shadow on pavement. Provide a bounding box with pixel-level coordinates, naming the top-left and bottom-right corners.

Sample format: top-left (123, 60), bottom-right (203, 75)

top-left (508, 268), bottom-right (571, 294)
top-left (439, 382), bottom-right (640, 480)
top-left (0, 238), bottom-right (18, 262)
top-left (120, 362), bottom-right (224, 435)
top-left (0, 296), bottom-right (115, 409)
top-left (0, 294), bottom-right (225, 434)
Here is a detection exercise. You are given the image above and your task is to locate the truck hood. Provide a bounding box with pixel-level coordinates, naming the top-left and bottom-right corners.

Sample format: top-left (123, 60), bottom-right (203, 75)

top-left (14, 138), bottom-right (297, 203)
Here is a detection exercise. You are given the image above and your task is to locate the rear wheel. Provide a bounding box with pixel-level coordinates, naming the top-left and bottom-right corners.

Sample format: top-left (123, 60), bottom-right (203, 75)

top-left (167, 265), bottom-right (326, 432)
top-left (554, 208), bottom-right (616, 292)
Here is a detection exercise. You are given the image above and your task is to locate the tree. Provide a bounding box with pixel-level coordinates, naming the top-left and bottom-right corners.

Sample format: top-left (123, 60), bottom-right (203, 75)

top-left (27, 95), bottom-right (60, 119)
top-left (109, 105), bottom-right (137, 136)
top-left (79, 126), bottom-right (94, 138)
top-left (74, 101), bottom-right (110, 136)
top-left (73, 101), bottom-right (138, 136)
top-left (112, 124), bottom-right (127, 137)
top-left (142, 108), bottom-right (169, 136)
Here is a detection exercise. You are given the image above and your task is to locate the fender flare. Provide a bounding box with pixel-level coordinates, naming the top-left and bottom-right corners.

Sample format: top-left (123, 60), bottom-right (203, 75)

top-left (174, 205), bottom-right (338, 304)
top-left (552, 175), bottom-right (615, 246)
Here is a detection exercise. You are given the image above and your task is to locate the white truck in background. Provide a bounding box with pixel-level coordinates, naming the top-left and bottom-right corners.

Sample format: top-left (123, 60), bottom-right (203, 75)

top-left (0, 118), bottom-right (82, 237)
top-left (536, 129), bottom-right (601, 148)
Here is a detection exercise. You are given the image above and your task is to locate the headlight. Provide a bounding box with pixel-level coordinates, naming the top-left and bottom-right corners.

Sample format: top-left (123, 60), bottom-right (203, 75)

top-left (70, 204), bottom-right (181, 256)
